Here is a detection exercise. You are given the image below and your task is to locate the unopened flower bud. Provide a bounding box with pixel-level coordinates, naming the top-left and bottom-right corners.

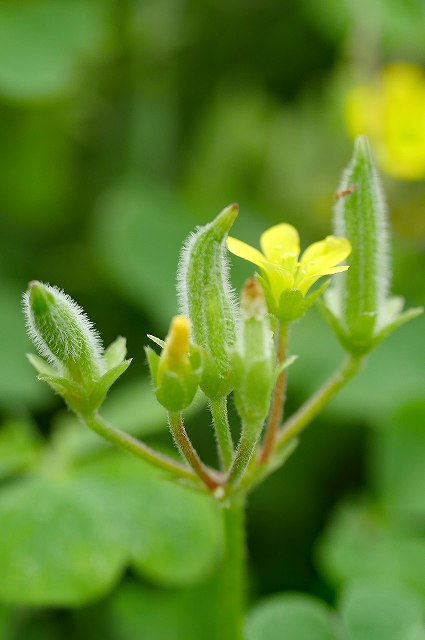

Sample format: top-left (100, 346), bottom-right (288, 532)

top-left (146, 316), bottom-right (202, 412)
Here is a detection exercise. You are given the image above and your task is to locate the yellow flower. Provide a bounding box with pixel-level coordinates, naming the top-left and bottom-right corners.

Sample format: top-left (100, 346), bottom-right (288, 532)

top-left (227, 223), bottom-right (351, 310)
top-left (345, 63), bottom-right (425, 180)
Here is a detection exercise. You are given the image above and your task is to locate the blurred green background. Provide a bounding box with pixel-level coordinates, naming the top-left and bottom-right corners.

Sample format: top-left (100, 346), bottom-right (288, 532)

top-left (0, 0), bottom-right (424, 638)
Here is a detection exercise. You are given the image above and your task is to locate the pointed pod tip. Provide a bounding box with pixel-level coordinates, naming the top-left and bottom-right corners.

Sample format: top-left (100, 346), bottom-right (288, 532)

top-left (28, 280), bottom-right (52, 315)
top-left (354, 135), bottom-right (372, 159)
top-left (28, 280), bottom-right (41, 289)
top-left (214, 203), bottom-right (239, 235)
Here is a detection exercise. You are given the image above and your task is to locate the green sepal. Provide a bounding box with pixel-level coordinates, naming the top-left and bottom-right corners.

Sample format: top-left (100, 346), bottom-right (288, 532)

top-left (276, 280), bottom-right (331, 323)
top-left (317, 300), bottom-right (368, 355)
top-left (103, 336), bottom-right (127, 370)
top-left (275, 354), bottom-right (298, 379)
top-left (145, 345), bottom-right (160, 386)
top-left (155, 370), bottom-right (200, 412)
top-left (146, 344), bottom-right (202, 412)
top-left (277, 288), bottom-right (305, 322)
top-left (26, 353), bottom-right (57, 377)
top-left (303, 280), bottom-right (330, 312)
top-left (30, 340), bottom-right (131, 414)
top-left (38, 375), bottom-right (86, 413)
top-left (256, 273), bottom-right (278, 316)
top-left (88, 359), bottom-right (132, 410)
top-left (371, 306), bottom-right (423, 348)
top-left (319, 298), bottom-right (424, 356)
top-left (198, 348), bottom-right (233, 399)
top-left (147, 334), bottom-right (166, 349)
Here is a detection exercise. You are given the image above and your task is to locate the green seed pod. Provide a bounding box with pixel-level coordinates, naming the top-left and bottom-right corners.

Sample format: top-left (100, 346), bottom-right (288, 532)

top-left (331, 136), bottom-right (389, 343)
top-left (323, 136), bottom-right (422, 352)
top-left (23, 281), bottom-right (103, 384)
top-left (232, 279), bottom-right (275, 427)
top-left (177, 204), bottom-right (238, 399)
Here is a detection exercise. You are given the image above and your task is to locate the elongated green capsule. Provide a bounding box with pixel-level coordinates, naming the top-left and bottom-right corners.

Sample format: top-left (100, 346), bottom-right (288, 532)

top-left (323, 137), bottom-right (422, 352)
top-left (177, 204), bottom-right (238, 398)
top-left (232, 279), bottom-right (275, 427)
top-left (332, 136), bottom-right (389, 342)
top-left (23, 283), bottom-right (131, 414)
top-left (23, 281), bottom-right (103, 383)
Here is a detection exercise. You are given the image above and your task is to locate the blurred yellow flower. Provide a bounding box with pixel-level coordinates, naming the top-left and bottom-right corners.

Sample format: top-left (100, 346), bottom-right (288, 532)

top-left (227, 223), bottom-right (351, 308)
top-left (345, 63), bottom-right (425, 180)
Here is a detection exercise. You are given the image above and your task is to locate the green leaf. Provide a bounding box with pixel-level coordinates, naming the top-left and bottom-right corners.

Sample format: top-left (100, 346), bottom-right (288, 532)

top-left (317, 499), bottom-right (425, 597)
top-left (96, 578), bottom-right (218, 640)
top-left (0, 450), bottom-right (222, 606)
top-left (340, 581), bottom-right (425, 640)
top-left (246, 593), bottom-right (342, 640)
top-left (76, 454), bottom-right (222, 587)
top-left (0, 0), bottom-right (107, 100)
top-left (0, 475), bottom-right (126, 606)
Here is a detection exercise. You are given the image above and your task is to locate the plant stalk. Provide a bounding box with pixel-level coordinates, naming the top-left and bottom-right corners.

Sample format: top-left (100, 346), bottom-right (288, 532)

top-left (168, 412), bottom-right (222, 490)
top-left (259, 322), bottom-right (288, 464)
top-left (227, 426), bottom-right (261, 488)
top-left (276, 354), bottom-right (364, 450)
top-left (209, 396), bottom-right (235, 469)
top-left (219, 498), bottom-right (246, 640)
top-left (82, 411), bottom-right (197, 482)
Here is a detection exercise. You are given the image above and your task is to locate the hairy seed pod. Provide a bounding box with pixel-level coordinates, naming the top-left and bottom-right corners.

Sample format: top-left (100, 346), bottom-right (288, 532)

top-left (177, 204), bottom-right (238, 398)
top-left (330, 136), bottom-right (390, 343)
top-left (23, 281), bottom-right (103, 383)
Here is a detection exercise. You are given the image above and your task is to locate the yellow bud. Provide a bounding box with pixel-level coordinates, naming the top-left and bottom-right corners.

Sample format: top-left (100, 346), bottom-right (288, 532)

top-left (161, 316), bottom-right (191, 373)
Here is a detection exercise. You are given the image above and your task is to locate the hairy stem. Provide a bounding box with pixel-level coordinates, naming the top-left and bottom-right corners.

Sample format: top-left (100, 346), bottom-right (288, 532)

top-left (168, 412), bottom-right (222, 490)
top-left (82, 411), bottom-right (197, 482)
top-left (259, 323), bottom-right (288, 464)
top-left (227, 426), bottom-right (262, 489)
top-left (276, 354), bottom-right (364, 450)
top-left (209, 396), bottom-right (234, 469)
top-left (219, 499), bottom-right (246, 640)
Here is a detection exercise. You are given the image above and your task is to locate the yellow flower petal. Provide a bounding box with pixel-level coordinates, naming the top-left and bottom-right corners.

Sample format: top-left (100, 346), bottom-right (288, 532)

top-left (227, 237), bottom-right (266, 268)
top-left (344, 63), bottom-right (425, 180)
top-left (297, 266), bottom-right (349, 295)
top-left (260, 224), bottom-right (300, 264)
top-left (296, 236), bottom-right (351, 295)
top-left (300, 236), bottom-right (351, 269)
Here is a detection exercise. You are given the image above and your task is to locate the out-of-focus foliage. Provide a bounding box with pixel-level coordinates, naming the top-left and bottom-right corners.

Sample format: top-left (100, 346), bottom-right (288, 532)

top-left (1, 0), bottom-right (424, 637)
top-left (0, 451), bottom-right (221, 605)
